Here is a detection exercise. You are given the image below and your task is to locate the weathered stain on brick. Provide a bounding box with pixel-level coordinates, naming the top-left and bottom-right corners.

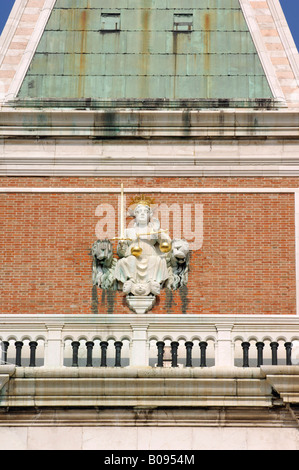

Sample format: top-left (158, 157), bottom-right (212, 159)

top-left (91, 284), bottom-right (98, 314)
top-left (179, 285), bottom-right (190, 315)
top-left (165, 288), bottom-right (175, 313)
top-left (100, 287), bottom-right (116, 314)
top-left (106, 289), bottom-right (116, 315)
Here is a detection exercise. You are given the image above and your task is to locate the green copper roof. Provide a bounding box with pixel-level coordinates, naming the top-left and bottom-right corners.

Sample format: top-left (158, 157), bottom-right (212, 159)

top-left (17, 0), bottom-right (274, 102)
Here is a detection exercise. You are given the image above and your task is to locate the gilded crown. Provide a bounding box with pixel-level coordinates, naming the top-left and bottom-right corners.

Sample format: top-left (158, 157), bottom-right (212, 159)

top-left (129, 194), bottom-right (155, 207)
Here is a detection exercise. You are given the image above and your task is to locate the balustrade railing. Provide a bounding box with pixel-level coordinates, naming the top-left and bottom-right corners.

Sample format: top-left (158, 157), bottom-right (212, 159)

top-left (0, 337), bottom-right (297, 369)
top-left (0, 314), bottom-right (299, 369)
top-left (69, 339), bottom-right (125, 368)
top-left (240, 340), bottom-right (293, 367)
top-left (1, 339), bottom-right (44, 367)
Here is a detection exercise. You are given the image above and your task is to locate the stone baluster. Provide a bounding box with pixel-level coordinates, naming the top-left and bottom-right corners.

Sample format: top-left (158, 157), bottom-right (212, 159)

top-left (1, 341), bottom-right (9, 365)
top-left (185, 341), bottom-right (193, 367)
top-left (15, 341), bottom-right (23, 367)
top-left (241, 341), bottom-right (250, 367)
top-left (114, 341), bottom-right (123, 367)
top-left (71, 341), bottom-right (80, 367)
top-left (171, 341), bottom-right (179, 367)
top-left (86, 341), bottom-right (94, 367)
top-left (199, 341), bottom-right (208, 367)
top-left (285, 342), bottom-right (292, 365)
top-left (156, 341), bottom-right (165, 367)
top-left (270, 341), bottom-right (279, 365)
top-left (100, 341), bottom-right (109, 367)
top-left (256, 342), bottom-right (264, 367)
top-left (29, 341), bottom-right (38, 367)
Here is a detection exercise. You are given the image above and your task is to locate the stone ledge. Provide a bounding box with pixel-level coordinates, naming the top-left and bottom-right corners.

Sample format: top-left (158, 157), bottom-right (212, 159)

top-left (2, 365), bottom-right (299, 409)
top-left (0, 365), bottom-right (273, 408)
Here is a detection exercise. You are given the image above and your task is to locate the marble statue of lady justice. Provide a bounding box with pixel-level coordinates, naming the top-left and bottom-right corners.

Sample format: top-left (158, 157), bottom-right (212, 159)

top-left (115, 195), bottom-right (172, 297)
top-left (92, 187), bottom-right (190, 313)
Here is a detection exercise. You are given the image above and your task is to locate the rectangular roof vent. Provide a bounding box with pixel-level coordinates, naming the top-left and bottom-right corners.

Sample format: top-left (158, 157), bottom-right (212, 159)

top-left (174, 13), bottom-right (193, 32)
top-left (100, 12), bottom-right (121, 31)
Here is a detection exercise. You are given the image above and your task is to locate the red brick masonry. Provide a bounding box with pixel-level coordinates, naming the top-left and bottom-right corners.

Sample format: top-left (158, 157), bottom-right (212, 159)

top-left (0, 177), bottom-right (296, 315)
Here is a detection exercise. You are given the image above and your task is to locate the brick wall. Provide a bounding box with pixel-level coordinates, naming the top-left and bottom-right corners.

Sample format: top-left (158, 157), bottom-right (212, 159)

top-left (0, 177), bottom-right (296, 315)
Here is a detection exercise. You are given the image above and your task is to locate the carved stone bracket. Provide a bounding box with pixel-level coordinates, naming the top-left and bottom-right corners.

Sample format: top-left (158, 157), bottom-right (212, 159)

top-left (261, 366), bottom-right (299, 404)
top-left (126, 295), bottom-right (156, 314)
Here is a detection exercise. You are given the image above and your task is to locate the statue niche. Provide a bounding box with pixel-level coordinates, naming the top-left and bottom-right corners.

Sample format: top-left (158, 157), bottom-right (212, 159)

top-left (92, 193), bottom-right (190, 314)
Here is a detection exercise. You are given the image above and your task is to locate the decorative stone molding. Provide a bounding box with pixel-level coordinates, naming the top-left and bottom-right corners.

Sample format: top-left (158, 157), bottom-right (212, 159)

top-left (1, 109), bottom-right (299, 138)
top-left (1, 108), bottom-right (299, 176)
top-left (0, 405), bottom-right (297, 429)
top-left (126, 296), bottom-right (156, 314)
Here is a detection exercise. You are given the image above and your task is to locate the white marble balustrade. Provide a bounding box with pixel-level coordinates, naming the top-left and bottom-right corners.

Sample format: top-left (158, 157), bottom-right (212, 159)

top-left (1, 314), bottom-right (299, 369)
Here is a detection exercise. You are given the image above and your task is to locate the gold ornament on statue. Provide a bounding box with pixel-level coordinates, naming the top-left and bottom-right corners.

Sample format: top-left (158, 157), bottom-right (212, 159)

top-left (159, 240), bottom-right (172, 253)
top-left (131, 244), bottom-right (143, 257)
top-left (130, 194), bottom-right (155, 206)
top-left (131, 235), bottom-right (142, 257)
top-left (129, 194), bottom-right (156, 212)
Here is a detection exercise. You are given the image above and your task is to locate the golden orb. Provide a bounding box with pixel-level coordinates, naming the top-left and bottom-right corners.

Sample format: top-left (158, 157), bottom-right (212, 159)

top-left (159, 241), bottom-right (172, 253)
top-left (131, 245), bottom-right (142, 257)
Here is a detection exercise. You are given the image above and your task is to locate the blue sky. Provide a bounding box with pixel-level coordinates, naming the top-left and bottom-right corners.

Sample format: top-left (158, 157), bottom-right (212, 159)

top-left (0, 0), bottom-right (298, 48)
top-left (0, 0), bottom-right (15, 34)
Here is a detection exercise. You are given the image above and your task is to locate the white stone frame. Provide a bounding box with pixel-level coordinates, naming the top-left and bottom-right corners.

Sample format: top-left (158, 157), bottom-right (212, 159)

top-left (295, 192), bottom-right (299, 315)
top-left (0, 186), bottom-right (298, 314)
top-left (0, 0), bottom-right (27, 69)
top-left (267, 0), bottom-right (299, 84)
top-left (2, 0), bottom-right (56, 101)
top-left (239, 0), bottom-right (286, 102)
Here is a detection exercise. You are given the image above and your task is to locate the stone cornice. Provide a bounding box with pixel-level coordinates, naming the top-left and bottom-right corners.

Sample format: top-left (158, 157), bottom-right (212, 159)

top-left (1, 108), bottom-right (299, 175)
top-left (1, 364), bottom-right (299, 410)
top-left (0, 107), bottom-right (299, 138)
top-left (0, 312), bottom-right (299, 325)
